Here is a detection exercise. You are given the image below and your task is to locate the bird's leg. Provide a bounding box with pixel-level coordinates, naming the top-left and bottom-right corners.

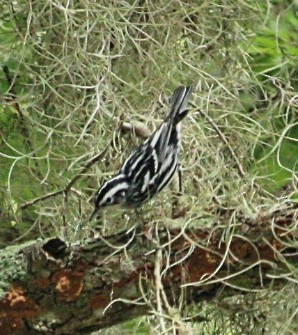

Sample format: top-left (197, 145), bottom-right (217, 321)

top-left (171, 164), bottom-right (185, 219)
top-left (178, 164), bottom-right (183, 194)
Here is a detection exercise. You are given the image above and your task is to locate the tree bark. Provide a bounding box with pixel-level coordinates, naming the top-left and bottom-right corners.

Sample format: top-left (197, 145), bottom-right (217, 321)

top-left (0, 202), bottom-right (297, 334)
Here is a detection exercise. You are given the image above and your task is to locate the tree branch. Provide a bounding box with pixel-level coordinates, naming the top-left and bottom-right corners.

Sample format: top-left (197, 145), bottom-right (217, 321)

top-left (20, 148), bottom-right (108, 210)
top-left (0, 202), bottom-right (297, 334)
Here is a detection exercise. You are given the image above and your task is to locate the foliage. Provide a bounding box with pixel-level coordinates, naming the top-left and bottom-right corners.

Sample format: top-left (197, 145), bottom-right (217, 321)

top-left (0, 0), bottom-right (297, 334)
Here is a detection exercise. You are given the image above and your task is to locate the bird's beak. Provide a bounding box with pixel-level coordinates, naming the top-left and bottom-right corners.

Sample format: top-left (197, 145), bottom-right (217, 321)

top-left (89, 208), bottom-right (98, 222)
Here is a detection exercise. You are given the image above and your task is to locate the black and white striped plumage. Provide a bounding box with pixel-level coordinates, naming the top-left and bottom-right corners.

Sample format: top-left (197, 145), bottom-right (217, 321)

top-left (90, 86), bottom-right (192, 220)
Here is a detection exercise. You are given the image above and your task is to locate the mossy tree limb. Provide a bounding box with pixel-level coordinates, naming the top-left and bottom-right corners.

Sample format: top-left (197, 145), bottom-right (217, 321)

top-left (0, 202), bottom-right (297, 335)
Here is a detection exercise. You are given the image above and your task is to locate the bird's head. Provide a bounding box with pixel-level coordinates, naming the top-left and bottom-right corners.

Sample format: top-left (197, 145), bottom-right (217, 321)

top-left (90, 174), bottom-right (129, 220)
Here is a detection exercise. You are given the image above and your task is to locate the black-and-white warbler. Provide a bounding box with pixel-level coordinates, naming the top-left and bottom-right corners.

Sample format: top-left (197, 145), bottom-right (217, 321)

top-left (90, 86), bottom-right (192, 220)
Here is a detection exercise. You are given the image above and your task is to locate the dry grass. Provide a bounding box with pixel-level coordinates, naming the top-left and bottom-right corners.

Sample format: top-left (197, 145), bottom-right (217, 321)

top-left (1, 0), bottom-right (297, 334)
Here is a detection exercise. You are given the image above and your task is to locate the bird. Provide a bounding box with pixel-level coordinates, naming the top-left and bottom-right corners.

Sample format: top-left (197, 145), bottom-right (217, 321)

top-left (90, 86), bottom-right (192, 220)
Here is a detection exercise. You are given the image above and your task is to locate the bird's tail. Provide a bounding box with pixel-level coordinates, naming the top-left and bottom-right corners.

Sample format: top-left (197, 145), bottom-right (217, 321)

top-left (170, 86), bottom-right (192, 125)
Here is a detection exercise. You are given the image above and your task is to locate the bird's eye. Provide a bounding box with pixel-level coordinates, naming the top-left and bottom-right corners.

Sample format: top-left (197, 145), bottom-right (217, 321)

top-left (105, 196), bottom-right (113, 204)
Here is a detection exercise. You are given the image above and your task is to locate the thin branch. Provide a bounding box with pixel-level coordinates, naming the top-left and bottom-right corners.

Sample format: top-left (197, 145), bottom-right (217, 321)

top-left (20, 148), bottom-right (108, 210)
top-left (2, 65), bottom-right (24, 118)
top-left (2, 66), bottom-right (34, 151)
top-left (64, 148), bottom-right (108, 193)
top-left (155, 248), bottom-right (167, 333)
top-left (197, 109), bottom-right (276, 199)
top-left (2, 65), bottom-right (44, 181)
top-left (20, 190), bottom-right (64, 209)
top-left (197, 108), bottom-right (245, 178)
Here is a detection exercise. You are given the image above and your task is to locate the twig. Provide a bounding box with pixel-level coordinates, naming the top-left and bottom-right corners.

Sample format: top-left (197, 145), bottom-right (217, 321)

top-left (20, 148), bottom-right (108, 210)
top-left (2, 65), bottom-right (44, 180)
top-left (20, 190), bottom-right (64, 209)
top-left (64, 149), bottom-right (108, 193)
top-left (154, 248), bottom-right (167, 333)
top-left (2, 65), bottom-right (33, 147)
top-left (198, 108), bottom-right (276, 199)
top-left (198, 109), bottom-right (245, 178)
top-left (2, 65), bottom-right (23, 118)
